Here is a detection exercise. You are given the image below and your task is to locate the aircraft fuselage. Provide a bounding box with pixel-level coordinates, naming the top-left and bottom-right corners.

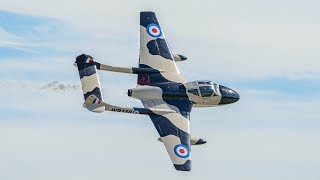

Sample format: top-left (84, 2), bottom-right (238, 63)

top-left (128, 80), bottom-right (239, 107)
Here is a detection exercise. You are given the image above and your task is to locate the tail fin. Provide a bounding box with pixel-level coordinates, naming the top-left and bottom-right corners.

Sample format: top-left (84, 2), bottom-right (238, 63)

top-left (75, 54), bottom-right (105, 113)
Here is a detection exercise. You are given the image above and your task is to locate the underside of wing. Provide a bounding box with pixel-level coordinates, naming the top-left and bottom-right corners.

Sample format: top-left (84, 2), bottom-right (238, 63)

top-left (141, 97), bottom-right (192, 171)
top-left (148, 112), bottom-right (191, 171)
top-left (138, 11), bottom-right (186, 85)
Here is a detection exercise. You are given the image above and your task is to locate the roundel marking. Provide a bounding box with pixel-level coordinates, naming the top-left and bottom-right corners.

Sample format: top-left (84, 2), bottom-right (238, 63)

top-left (146, 23), bottom-right (162, 38)
top-left (174, 144), bottom-right (190, 158)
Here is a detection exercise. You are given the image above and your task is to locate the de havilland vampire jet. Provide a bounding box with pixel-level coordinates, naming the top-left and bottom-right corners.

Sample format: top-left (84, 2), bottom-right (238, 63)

top-left (74, 11), bottom-right (239, 171)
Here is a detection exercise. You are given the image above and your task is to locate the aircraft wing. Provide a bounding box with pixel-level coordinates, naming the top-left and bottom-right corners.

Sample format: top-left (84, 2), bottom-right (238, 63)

top-left (138, 11), bottom-right (186, 85)
top-left (141, 99), bottom-right (192, 171)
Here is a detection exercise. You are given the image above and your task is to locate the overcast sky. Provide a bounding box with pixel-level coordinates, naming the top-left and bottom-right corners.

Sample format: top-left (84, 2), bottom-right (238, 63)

top-left (0, 0), bottom-right (320, 180)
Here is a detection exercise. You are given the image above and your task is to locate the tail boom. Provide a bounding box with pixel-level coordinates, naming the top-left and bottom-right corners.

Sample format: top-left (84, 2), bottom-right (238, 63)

top-left (84, 94), bottom-right (175, 115)
top-left (75, 54), bottom-right (175, 115)
top-left (95, 62), bottom-right (165, 74)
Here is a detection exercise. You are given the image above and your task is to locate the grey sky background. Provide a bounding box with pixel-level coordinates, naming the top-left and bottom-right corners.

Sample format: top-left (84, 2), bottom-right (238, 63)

top-left (0, 0), bottom-right (320, 179)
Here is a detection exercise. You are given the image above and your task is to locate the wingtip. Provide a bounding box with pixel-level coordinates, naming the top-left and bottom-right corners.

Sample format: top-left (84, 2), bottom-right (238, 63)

top-left (140, 11), bottom-right (159, 27)
top-left (140, 11), bottom-right (155, 14)
top-left (174, 160), bottom-right (191, 171)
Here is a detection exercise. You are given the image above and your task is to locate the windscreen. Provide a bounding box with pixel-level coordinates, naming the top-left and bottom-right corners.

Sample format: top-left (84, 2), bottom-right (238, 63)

top-left (199, 86), bottom-right (214, 97)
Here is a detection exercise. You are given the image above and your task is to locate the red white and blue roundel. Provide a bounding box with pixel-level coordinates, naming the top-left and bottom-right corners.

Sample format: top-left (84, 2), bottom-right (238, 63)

top-left (146, 23), bottom-right (162, 38)
top-left (174, 144), bottom-right (190, 158)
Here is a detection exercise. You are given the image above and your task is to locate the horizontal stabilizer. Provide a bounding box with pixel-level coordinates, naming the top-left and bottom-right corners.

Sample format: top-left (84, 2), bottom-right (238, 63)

top-left (75, 54), bottom-right (105, 113)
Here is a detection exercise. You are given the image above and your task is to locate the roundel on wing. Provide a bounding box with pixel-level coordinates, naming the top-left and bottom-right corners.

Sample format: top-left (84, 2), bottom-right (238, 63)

top-left (174, 144), bottom-right (190, 158)
top-left (146, 23), bottom-right (162, 38)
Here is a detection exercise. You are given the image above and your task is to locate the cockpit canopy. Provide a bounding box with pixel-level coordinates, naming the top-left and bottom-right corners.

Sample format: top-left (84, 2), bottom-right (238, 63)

top-left (197, 81), bottom-right (213, 85)
top-left (187, 80), bottom-right (219, 97)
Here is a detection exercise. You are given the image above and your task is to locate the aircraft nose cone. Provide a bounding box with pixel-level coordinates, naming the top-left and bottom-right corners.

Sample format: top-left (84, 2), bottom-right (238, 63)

top-left (219, 85), bottom-right (240, 105)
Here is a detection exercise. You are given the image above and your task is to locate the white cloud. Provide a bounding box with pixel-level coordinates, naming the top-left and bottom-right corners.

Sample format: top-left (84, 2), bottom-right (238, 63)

top-left (0, 27), bottom-right (32, 52)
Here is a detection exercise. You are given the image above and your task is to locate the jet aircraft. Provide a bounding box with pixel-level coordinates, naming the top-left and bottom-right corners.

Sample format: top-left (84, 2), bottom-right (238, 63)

top-left (74, 11), bottom-right (240, 171)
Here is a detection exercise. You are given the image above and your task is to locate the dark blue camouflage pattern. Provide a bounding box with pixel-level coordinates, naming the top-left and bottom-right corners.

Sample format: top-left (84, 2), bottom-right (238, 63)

top-left (147, 39), bottom-right (173, 60)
